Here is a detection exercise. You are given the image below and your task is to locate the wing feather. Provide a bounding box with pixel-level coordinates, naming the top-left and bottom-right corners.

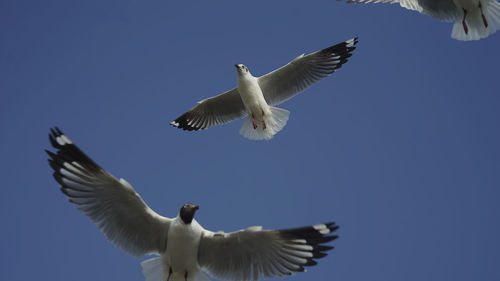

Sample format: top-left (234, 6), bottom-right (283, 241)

top-left (198, 222), bottom-right (338, 281)
top-left (171, 88), bottom-right (246, 131)
top-left (46, 127), bottom-right (171, 257)
top-left (339, 0), bottom-right (456, 21)
top-left (257, 38), bottom-right (358, 107)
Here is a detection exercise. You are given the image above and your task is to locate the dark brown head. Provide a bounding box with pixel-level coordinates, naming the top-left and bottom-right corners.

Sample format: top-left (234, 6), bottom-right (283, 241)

top-left (179, 203), bottom-right (199, 224)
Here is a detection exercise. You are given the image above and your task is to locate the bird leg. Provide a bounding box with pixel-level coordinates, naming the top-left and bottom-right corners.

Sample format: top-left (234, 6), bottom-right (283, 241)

top-left (166, 267), bottom-right (173, 281)
top-left (184, 271), bottom-right (188, 281)
top-left (462, 8), bottom-right (469, 34)
top-left (251, 114), bottom-right (257, 129)
top-left (261, 110), bottom-right (267, 130)
top-left (479, 1), bottom-right (488, 28)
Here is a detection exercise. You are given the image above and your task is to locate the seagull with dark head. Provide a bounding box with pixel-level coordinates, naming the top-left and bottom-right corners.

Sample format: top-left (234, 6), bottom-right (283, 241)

top-left (45, 127), bottom-right (339, 281)
top-left (171, 38), bottom-right (358, 140)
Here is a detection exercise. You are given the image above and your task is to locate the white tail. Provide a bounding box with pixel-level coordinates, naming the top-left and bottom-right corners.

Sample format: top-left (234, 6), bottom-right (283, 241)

top-left (141, 256), bottom-right (167, 281)
top-left (141, 256), bottom-right (212, 281)
top-left (239, 107), bottom-right (290, 140)
top-left (452, 0), bottom-right (500, 41)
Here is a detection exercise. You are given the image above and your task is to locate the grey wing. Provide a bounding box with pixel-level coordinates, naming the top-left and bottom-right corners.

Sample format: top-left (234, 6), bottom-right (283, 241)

top-left (170, 88), bottom-right (246, 131)
top-left (257, 38), bottom-right (358, 107)
top-left (46, 127), bottom-right (172, 257)
top-left (340, 0), bottom-right (456, 21)
top-left (339, 0), bottom-right (423, 12)
top-left (198, 222), bottom-right (338, 281)
top-left (417, 0), bottom-right (456, 21)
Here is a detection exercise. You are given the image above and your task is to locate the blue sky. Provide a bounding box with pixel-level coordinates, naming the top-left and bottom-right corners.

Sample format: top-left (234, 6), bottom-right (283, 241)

top-left (1, 0), bottom-right (500, 281)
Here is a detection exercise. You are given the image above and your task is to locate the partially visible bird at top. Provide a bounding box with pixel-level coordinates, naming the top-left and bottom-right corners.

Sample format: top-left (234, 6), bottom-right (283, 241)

top-left (171, 38), bottom-right (358, 141)
top-left (338, 0), bottom-right (500, 41)
top-left (45, 127), bottom-right (340, 281)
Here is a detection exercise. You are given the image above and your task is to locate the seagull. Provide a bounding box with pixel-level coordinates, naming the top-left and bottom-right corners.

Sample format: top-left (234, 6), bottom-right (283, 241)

top-left (339, 0), bottom-right (500, 40)
top-left (171, 38), bottom-right (358, 141)
top-left (45, 127), bottom-right (339, 281)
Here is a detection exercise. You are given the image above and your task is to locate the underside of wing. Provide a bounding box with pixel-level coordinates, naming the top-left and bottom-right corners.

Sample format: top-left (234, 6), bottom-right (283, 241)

top-left (417, 0), bottom-right (456, 21)
top-left (340, 0), bottom-right (423, 12)
top-left (258, 38), bottom-right (358, 107)
top-left (171, 88), bottom-right (246, 131)
top-left (46, 127), bottom-right (171, 257)
top-left (198, 222), bottom-right (339, 281)
top-left (340, 0), bottom-right (456, 21)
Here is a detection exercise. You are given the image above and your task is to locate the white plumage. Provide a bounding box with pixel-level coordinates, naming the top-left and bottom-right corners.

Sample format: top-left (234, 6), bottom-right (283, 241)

top-left (46, 127), bottom-right (339, 281)
top-left (340, 0), bottom-right (500, 40)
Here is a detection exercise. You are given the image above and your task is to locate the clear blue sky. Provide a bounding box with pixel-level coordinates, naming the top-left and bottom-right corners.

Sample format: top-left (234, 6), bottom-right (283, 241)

top-left (1, 1), bottom-right (499, 281)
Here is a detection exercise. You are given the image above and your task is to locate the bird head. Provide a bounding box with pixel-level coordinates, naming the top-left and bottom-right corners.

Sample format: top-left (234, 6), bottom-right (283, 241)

top-left (180, 203), bottom-right (199, 224)
top-left (235, 64), bottom-right (251, 76)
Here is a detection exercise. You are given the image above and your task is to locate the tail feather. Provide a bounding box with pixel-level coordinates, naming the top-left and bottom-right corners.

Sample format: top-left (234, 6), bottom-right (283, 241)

top-left (141, 256), bottom-right (167, 281)
top-left (189, 270), bottom-right (212, 281)
top-left (487, 0), bottom-right (500, 32)
top-left (452, 0), bottom-right (500, 41)
top-left (239, 107), bottom-right (290, 140)
top-left (141, 256), bottom-right (212, 281)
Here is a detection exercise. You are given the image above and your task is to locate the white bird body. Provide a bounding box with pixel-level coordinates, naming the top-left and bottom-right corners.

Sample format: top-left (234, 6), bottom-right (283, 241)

top-left (46, 127), bottom-right (340, 281)
top-left (171, 38), bottom-right (358, 140)
top-left (341, 0), bottom-right (500, 40)
top-left (165, 218), bottom-right (203, 278)
top-left (235, 64), bottom-right (285, 140)
top-left (236, 66), bottom-right (271, 125)
top-left (143, 217), bottom-right (210, 281)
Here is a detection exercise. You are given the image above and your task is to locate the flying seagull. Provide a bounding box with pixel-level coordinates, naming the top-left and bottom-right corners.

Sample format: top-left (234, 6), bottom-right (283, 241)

top-left (45, 127), bottom-right (339, 281)
top-left (171, 38), bottom-right (358, 140)
top-left (338, 0), bottom-right (500, 41)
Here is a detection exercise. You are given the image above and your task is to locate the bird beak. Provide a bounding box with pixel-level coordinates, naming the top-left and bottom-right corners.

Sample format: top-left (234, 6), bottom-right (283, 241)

top-left (193, 205), bottom-right (199, 211)
top-left (234, 64), bottom-right (240, 69)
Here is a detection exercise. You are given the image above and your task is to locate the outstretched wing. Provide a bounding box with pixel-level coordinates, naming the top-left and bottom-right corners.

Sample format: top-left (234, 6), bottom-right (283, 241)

top-left (46, 127), bottom-right (172, 257)
top-left (339, 0), bottom-right (456, 21)
top-left (170, 88), bottom-right (246, 131)
top-left (416, 0), bottom-right (456, 21)
top-left (198, 222), bottom-right (338, 281)
top-left (339, 0), bottom-right (423, 12)
top-left (257, 38), bottom-right (358, 106)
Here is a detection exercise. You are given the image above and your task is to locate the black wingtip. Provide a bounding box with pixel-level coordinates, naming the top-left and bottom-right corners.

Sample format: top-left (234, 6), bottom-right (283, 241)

top-left (46, 127), bottom-right (104, 175)
top-left (315, 39), bottom-right (358, 76)
top-left (48, 126), bottom-right (66, 149)
top-left (278, 221), bottom-right (339, 269)
top-left (304, 260), bottom-right (318, 266)
top-left (170, 112), bottom-right (204, 131)
top-left (49, 132), bottom-right (58, 149)
top-left (45, 149), bottom-right (55, 158)
top-left (55, 126), bottom-right (63, 135)
top-left (49, 125), bottom-right (66, 139)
